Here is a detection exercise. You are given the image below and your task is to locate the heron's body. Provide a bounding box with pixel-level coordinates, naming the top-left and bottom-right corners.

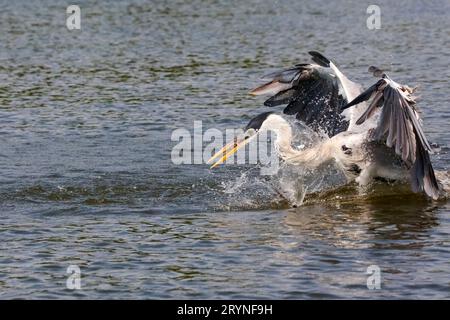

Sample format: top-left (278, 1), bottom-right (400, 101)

top-left (265, 114), bottom-right (409, 187)
top-left (209, 51), bottom-right (442, 200)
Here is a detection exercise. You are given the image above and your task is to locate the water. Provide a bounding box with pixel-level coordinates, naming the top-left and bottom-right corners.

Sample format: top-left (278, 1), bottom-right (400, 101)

top-left (0, 0), bottom-right (449, 299)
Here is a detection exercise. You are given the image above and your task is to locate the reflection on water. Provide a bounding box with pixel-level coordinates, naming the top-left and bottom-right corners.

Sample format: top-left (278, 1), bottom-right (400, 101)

top-left (285, 195), bottom-right (440, 250)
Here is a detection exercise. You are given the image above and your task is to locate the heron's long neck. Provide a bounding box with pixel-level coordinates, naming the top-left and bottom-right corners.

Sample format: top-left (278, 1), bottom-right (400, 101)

top-left (268, 117), bottom-right (336, 167)
top-left (269, 120), bottom-right (298, 160)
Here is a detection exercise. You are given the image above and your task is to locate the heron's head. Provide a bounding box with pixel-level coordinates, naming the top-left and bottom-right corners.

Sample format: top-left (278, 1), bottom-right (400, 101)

top-left (208, 112), bottom-right (283, 168)
top-left (243, 111), bottom-right (274, 136)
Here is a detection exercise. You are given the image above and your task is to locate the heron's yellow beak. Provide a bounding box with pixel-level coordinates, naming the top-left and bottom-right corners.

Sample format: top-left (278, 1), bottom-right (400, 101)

top-left (207, 135), bottom-right (254, 169)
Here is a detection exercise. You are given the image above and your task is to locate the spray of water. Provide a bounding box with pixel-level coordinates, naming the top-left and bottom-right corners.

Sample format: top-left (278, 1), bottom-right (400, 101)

top-left (212, 118), bottom-right (351, 210)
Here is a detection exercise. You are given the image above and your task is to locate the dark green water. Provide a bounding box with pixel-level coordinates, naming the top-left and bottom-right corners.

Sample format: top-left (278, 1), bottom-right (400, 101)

top-left (0, 0), bottom-right (449, 299)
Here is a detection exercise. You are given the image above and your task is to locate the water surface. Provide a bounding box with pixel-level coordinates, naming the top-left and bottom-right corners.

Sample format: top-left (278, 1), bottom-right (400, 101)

top-left (0, 0), bottom-right (449, 299)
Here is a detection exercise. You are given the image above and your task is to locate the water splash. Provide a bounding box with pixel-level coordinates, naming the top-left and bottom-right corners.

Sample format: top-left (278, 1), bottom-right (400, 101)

top-left (209, 118), bottom-right (350, 209)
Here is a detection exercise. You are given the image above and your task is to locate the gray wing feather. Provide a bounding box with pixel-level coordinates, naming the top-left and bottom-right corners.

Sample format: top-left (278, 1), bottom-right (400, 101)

top-left (355, 92), bottom-right (383, 125)
top-left (346, 78), bottom-right (440, 199)
top-left (261, 68), bottom-right (302, 83)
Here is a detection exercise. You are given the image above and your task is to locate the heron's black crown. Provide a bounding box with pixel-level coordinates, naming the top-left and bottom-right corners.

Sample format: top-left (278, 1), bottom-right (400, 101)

top-left (244, 112), bottom-right (274, 131)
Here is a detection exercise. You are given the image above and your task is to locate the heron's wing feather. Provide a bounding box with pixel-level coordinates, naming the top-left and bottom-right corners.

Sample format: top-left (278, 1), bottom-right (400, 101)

top-left (355, 92), bottom-right (383, 125)
top-left (250, 52), bottom-right (357, 137)
top-left (346, 78), bottom-right (440, 199)
top-left (341, 80), bottom-right (384, 110)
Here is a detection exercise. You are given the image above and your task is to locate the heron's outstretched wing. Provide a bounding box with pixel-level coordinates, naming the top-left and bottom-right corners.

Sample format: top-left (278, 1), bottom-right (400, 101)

top-left (343, 76), bottom-right (440, 199)
top-left (249, 51), bottom-right (363, 137)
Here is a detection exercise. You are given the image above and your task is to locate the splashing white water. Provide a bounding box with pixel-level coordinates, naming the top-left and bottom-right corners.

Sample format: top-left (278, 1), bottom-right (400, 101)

top-left (213, 118), bottom-right (350, 209)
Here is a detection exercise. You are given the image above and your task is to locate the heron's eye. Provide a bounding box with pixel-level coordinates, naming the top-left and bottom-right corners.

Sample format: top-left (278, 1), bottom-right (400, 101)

top-left (244, 128), bottom-right (256, 137)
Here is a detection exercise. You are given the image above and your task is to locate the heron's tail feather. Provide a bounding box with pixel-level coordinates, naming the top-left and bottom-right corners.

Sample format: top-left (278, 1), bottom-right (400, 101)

top-left (249, 80), bottom-right (293, 96)
top-left (411, 142), bottom-right (441, 200)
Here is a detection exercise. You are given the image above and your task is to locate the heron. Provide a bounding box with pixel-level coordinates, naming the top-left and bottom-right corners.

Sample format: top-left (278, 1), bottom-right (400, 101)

top-left (208, 51), bottom-right (442, 200)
